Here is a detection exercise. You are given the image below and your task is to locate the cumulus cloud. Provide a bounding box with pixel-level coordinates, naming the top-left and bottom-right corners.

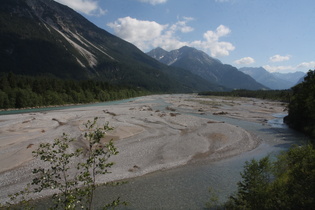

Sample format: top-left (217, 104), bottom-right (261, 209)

top-left (191, 25), bottom-right (235, 57)
top-left (264, 61), bottom-right (315, 73)
top-left (234, 57), bottom-right (255, 65)
top-left (54, 0), bottom-right (106, 16)
top-left (107, 16), bottom-right (190, 51)
top-left (137, 0), bottom-right (168, 5)
top-left (263, 65), bottom-right (295, 73)
top-left (269, 54), bottom-right (291, 62)
top-left (297, 61), bottom-right (315, 69)
top-left (107, 17), bottom-right (168, 50)
top-left (108, 17), bottom-right (234, 57)
top-left (170, 17), bottom-right (194, 33)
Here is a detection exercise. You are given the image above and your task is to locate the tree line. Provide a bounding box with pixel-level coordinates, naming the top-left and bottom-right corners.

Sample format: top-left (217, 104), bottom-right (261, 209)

top-left (0, 72), bottom-right (148, 109)
top-left (199, 89), bottom-right (292, 103)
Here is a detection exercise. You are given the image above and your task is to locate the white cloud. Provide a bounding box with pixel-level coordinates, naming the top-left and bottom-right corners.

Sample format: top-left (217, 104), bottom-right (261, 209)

top-left (170, 17), bottom-right (194, 33)
top-left (107, 17), bottom-right (190, 51)
top-left (107, 17), bottom-right (168, 51)
top-left (183, 16), bottom-right (195, 21)
top-left (264, 61), bottom-right (315, 73)
top-left (191, 25), bottom-right (235, 57)
top-left (137, 0), bottom-right (168, 5)
top-left (108, 17), bottom-right (234, 57)
top-left (297, 61), bottom-right (315, 69)
top-left (269, 54), bottom-right (291, 62)
top-left (263, 65), bottom-right (295, 73)
top-left (54, 0), bottom-right (106, 16)
top-left (234, 57), bottom-right (255, 65)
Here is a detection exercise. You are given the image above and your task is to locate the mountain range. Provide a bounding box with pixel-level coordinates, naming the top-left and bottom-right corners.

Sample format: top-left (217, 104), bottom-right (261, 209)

top-left (239, 67), bottom-right (305, 89)
top-left (2, 0), bottom-right (292, 93)
top-left (273, 72), bottom-right (305, 85)
top-left (0, 0), bottom-right (222, 93)
top-left (147, 47), bottom-right (267, 90)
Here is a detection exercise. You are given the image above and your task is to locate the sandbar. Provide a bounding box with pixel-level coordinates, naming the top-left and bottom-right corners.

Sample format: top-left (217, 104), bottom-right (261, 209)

top-left (0, 94), bottom-right (286, 203)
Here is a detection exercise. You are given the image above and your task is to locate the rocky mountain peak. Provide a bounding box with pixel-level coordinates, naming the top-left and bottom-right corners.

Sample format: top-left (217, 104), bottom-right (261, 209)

top-left (147, 46), bottom-right (266, 90)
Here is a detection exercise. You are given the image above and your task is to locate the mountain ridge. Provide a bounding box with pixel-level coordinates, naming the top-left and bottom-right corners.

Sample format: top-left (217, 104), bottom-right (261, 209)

top-left (0, 0), bottom-right (219, 93)
top-left (147, 46), bottom-right (267, 90)
top-left (239, 67), bottom-right (305, 89)
top-left (272, 71), bottom-right (305, 85)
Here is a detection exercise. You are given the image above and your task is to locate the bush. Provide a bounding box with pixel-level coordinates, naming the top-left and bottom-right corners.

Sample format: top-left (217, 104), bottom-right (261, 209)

top-left (2, 117), bottom-right (126, 209)
top-left (225, 144), bottom-right (315, 209)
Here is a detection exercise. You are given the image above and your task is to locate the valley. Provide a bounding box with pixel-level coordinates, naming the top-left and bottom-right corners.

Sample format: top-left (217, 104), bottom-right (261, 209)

top-left (0, 94), bottom-right (301, 209)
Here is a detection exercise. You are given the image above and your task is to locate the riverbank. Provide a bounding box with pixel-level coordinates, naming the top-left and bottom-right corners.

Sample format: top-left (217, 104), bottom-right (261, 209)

top-left (0, 94), bottom-right (286, 204)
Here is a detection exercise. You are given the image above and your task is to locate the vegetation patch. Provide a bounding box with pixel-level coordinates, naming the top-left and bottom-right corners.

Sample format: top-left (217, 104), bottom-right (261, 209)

top-left (1, 118), bottom-right (126, 209)
top-left (0, 72), bottom-right (148, 110)
top-left (216, 144), bottom-right (315, 209)
top-left (199, 89), bottom-right (292, 103)
top-left (285, 70), bottom-right (315, 139)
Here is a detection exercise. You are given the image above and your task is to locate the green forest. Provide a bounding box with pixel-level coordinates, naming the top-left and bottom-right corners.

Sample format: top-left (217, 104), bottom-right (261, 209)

top-left (199, 89), bottom-right (292, 103)
top-left (0, 72), bottom-right (148, 109)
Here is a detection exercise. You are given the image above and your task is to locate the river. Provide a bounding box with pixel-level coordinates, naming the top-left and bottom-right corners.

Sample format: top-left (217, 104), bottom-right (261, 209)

top-left (90, 105), bottom-right (306, 209)
top-left (2, 96), bottom-right (307, 209)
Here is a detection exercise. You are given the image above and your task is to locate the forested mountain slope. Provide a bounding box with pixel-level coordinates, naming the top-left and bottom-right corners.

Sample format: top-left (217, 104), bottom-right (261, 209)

top-left (0, 0), bottom-right (216, 93)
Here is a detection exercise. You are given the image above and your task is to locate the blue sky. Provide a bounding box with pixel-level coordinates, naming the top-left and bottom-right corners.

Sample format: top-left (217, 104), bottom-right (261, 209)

top-left (54, 0), bottom-right (315, 73)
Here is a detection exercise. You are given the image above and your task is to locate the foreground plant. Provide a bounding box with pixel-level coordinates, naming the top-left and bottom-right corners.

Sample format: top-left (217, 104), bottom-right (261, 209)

top-left (3, 117), bottom-right (125, 209)
top-left (224, 144), bottom-right (315, 209)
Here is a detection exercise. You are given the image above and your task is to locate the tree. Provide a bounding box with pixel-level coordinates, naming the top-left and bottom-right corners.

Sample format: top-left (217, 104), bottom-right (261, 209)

top-left (285, 69), bottom-right (315, 139)
top-left (0, 91), bottom-right (10, 109)
top-left (275, 144), bottom-right (315, 209)
top-left (0, 72), bottom-right (146, 109)
top-left (3, 117), bottom-right (126, 209)
top-left (225, 144), bottom-right (315, 209)
top-left (227, 157), bottom-right (273, 209)
top-left (205, 187), bottom-right (221, 209)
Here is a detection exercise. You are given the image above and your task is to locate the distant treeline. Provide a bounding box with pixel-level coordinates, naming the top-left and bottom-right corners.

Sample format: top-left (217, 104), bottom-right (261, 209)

top-left (0, 73), bottom-right (148, 109)
top-left (199, 89), bottom-right (292, 103)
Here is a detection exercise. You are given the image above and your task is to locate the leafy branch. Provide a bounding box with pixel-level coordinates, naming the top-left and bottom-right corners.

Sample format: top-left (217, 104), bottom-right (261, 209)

top-left (2, 117), bottom-right (126, 209)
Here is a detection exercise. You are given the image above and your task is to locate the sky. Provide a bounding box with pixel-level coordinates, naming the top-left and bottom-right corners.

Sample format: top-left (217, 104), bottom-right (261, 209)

top-left (54, 0), bottom-right (315, 73)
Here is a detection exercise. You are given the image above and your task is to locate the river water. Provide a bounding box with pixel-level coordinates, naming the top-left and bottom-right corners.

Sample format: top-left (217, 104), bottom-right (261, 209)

top-left (90, 105), bottom-right (307, 209)
top-left (2, 96), bottom-right (308, 209)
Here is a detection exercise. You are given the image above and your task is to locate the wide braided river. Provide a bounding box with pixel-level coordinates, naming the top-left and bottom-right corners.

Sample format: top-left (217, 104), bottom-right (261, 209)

top-left (1, 96), bottom-right (308, 209)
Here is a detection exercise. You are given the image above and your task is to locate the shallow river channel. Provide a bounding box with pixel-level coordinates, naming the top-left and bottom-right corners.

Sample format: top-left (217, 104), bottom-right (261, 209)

top-left (91, 103), bottom-right (306, 209)
top-left (2, 96), bottom-right (308, 209)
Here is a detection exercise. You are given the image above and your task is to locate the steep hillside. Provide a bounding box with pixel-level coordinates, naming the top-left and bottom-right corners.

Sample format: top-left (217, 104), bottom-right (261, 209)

top-left (148, 46), bottom-right (267, 90)
top-left (0, 0), bottom-right (216, 92)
